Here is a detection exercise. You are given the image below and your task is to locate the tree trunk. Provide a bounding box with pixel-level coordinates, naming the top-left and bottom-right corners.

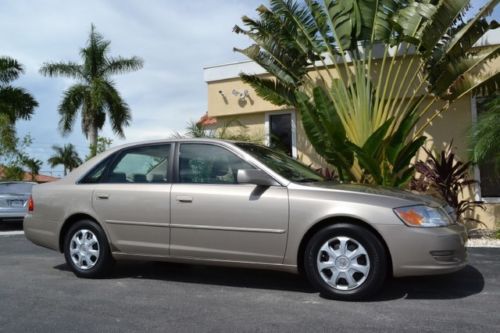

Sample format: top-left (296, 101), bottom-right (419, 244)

top-left (89, 124), bottom-right (98, 158)
top-left (63, 167), bottom-right (67, 176)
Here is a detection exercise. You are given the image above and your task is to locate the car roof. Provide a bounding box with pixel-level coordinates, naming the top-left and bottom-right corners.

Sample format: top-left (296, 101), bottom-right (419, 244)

top-left (108, 138), bottom-right (246, 151)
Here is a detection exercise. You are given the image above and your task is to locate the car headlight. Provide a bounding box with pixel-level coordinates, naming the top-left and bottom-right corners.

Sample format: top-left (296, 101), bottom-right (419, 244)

top-left (393, 205), bottom-right (453, 227)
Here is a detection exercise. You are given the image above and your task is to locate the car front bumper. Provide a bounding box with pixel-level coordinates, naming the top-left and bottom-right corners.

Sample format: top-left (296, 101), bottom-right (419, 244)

top-left (378, 223), bottom-right (468, 277)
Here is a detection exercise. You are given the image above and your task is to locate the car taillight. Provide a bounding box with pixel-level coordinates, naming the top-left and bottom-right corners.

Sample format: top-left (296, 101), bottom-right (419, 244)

top-left (28, 196), bottom-right (34, 212)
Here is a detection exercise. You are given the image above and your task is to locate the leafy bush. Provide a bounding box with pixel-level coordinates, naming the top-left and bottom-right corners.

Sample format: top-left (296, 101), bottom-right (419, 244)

top-left (411, 143), bottom-right (484, 224)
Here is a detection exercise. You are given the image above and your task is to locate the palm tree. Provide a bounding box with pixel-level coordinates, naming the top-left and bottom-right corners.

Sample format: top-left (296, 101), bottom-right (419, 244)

top-left (23, 158), bottom-right (43, 181)
top-left (40, 24), bottom-right (143, 157)
top-left (48, 144), bottom-right (82, 176)
top-left (0, 56), bottom-right (38, 152)
top-left (234, 0), bottom-right (499, 186)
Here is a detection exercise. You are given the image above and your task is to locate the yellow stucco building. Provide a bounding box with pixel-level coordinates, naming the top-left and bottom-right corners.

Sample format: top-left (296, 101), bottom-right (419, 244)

top-left (203, 31), bottom-right (500, 230)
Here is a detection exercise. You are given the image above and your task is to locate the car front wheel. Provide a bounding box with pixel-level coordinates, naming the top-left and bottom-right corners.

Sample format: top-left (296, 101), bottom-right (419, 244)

top-left (63, 220), bottom-right (114, 278)
top-left (304, 223), bottom-right (387, 300)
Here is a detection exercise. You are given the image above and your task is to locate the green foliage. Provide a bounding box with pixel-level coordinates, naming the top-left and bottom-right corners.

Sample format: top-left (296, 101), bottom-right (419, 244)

top-left (86, 136), bottom-right (113, 160)
top-left (2, 165), bottom-right (24, 181)
top-left (235, 0), bottom-right (499, 186)
top-left (40, 24), bottom-right (143, 158)
top-left (411, 142), bottom-right (485, 224)
top-left (181, 119), bottom-right (261, 142)
top-left (22, 158), bottom-right (43, 180)
top-left (0, 56), bottom-right (38, 159)
top-left (0, 56), bottom-right (38, 127)
top-left (0, 132), bottom-right (34, 181)
top-left (185, 120), bottom-right (211, 138)
top-left (0, 114), bottom-right (16, 154)
top-left (48, 144), bottom-right (83, 176)
top-left (470, 94), bottom-right (500, 174)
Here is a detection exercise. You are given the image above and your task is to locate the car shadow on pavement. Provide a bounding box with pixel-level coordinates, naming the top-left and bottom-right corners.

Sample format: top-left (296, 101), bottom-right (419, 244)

top-left (55, 261), bottom-right (316, 293)
top-left (54, 261), bottom-right (484, 301)
top-left (370, 265), bottom-right (485, 301)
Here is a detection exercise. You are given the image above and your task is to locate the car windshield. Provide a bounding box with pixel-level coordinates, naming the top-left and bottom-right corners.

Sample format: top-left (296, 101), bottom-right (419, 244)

top-left (0, 183), bottom-right (34, 194)
top-left (235, 143), bottom-right (324, 182)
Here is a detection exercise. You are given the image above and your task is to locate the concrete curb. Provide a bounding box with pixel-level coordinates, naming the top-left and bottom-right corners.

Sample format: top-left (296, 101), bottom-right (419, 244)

top-left (0, 231), bottom-right (24, 236)
top-left (467, 238), bottom-right (500, 248)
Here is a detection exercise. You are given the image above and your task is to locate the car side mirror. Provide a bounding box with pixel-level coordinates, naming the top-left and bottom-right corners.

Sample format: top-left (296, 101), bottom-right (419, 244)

top-left (237, 169), bottom-right (278, 186)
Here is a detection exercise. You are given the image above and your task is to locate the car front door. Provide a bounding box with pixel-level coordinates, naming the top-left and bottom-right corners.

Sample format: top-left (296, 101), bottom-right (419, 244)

top-left (170, 143), bottom-right (289, 264)
top-left (91, 144), bottom-right (172, 256)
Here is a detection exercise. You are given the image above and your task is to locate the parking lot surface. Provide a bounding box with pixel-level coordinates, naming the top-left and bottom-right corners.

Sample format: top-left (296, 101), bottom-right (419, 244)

top-left (0, 228), bottom-right (499, 332)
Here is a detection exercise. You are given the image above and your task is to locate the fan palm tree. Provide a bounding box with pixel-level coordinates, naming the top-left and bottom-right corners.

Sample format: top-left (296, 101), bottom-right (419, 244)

top-left (0, 56), bottom-right (38, 152)
top-left (40, 24), bottom-right (143, 157)
top-left (48, 144), bottom-right (82, 176)
top-left (234, 0), bottom-right (499, 186)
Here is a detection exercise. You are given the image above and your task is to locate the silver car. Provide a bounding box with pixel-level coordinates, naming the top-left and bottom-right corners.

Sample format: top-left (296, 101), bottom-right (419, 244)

top-left (24, 139), bottom-right (467, 300)
top-left (0, 182), bottom-right (35, 223)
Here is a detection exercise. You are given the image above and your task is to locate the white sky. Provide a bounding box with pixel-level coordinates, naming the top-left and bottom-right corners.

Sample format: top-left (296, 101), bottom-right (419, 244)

top-left (3, 0), bottom-right (499, 176)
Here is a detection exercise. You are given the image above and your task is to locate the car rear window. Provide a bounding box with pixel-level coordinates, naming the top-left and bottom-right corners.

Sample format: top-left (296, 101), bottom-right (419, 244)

top-left (0, 183), bottom-right (34, 194)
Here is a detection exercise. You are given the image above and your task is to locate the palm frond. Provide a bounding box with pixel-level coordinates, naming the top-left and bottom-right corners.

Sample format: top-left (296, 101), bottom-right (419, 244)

top-left (431, 45), bottom-right (500, 97)
top-left (471, 94), bottom-right (500, 163)
top-left (39, 62), bottom-right (83, 79)
top-left (443, 0), bottom-right (499, 60)
top-left (0, 86), bottom-right (38, 122)
top-left (103, 56), bottom-right (144, 76)
top-left (240, 74), bottom-right (296, 106)
top-left (81, 24), bottom-right (111, 79)
top-left (234, 45), bottom-right (300, 85)
top-left (391, 1), bottom-right (437, 43)
top-left (0, 56), bottom-right (23, 83)
top-left (102, 80), bottom-right (131, 138)
top-left (58, 84), bottom-right (88, 134)
top-left (419, 0), bottom-right (470, 54)
top-left (448, 65), bottom-right (500, 100)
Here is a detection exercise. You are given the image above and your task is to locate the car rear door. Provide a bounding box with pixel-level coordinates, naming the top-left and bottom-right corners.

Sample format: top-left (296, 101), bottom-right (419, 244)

top-left (170, 142), bottom-right (289, 264)
top-left (91, 143), bottom-right (173, 256)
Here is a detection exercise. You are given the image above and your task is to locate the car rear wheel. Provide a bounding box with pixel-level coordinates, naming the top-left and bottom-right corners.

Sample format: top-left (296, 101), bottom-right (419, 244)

top-left (63, 220), bottom-right (114, 278)
top-left (304, 223), bottom-right (387, 300)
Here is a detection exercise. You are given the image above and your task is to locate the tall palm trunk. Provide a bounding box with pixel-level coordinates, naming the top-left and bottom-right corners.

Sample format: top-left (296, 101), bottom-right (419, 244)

top-left (89, 124), bottom-right (98, 158)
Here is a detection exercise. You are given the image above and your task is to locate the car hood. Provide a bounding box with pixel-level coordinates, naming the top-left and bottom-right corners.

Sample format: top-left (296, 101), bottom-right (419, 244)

top-left (300, 182), bottom-right (445, 207)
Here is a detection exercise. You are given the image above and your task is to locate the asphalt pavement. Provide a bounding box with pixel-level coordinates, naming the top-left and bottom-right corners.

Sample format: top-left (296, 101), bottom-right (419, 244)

top-left (0, 226), bottom-right (499, 332)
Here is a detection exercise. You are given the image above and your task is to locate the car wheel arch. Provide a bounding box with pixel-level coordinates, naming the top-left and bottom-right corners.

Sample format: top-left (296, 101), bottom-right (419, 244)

top-left (296, 216), bottom-right (393, 277)
top-left (58, 213), bottom-right (110, 253)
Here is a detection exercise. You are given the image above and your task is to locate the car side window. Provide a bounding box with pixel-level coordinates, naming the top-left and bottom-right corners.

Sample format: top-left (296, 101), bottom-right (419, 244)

top-left (179, 144), bottom-right (255, 184)
top-left (79, 157), bottom-right (111, 184)
top-left (104, 144), bottom-right (171, 183)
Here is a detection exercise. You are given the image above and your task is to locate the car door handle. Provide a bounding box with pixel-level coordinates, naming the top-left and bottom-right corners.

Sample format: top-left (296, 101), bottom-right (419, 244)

top-left (96, 194), bottom-right (109, 200)
top-left (176, 195), bottom-right (193, 203)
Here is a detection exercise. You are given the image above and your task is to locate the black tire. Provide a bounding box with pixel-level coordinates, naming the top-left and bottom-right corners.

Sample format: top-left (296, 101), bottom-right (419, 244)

top-left (304, 223), bottom-right (387, 300)
top-left (63, 219), bottom-right (114, 278)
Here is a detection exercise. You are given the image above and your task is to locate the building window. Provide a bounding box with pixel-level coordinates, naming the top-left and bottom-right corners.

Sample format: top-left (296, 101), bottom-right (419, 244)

top-left (265, 111), bottom-right (297, 158)
top-left (475, 96), bottom-right (499, 198)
